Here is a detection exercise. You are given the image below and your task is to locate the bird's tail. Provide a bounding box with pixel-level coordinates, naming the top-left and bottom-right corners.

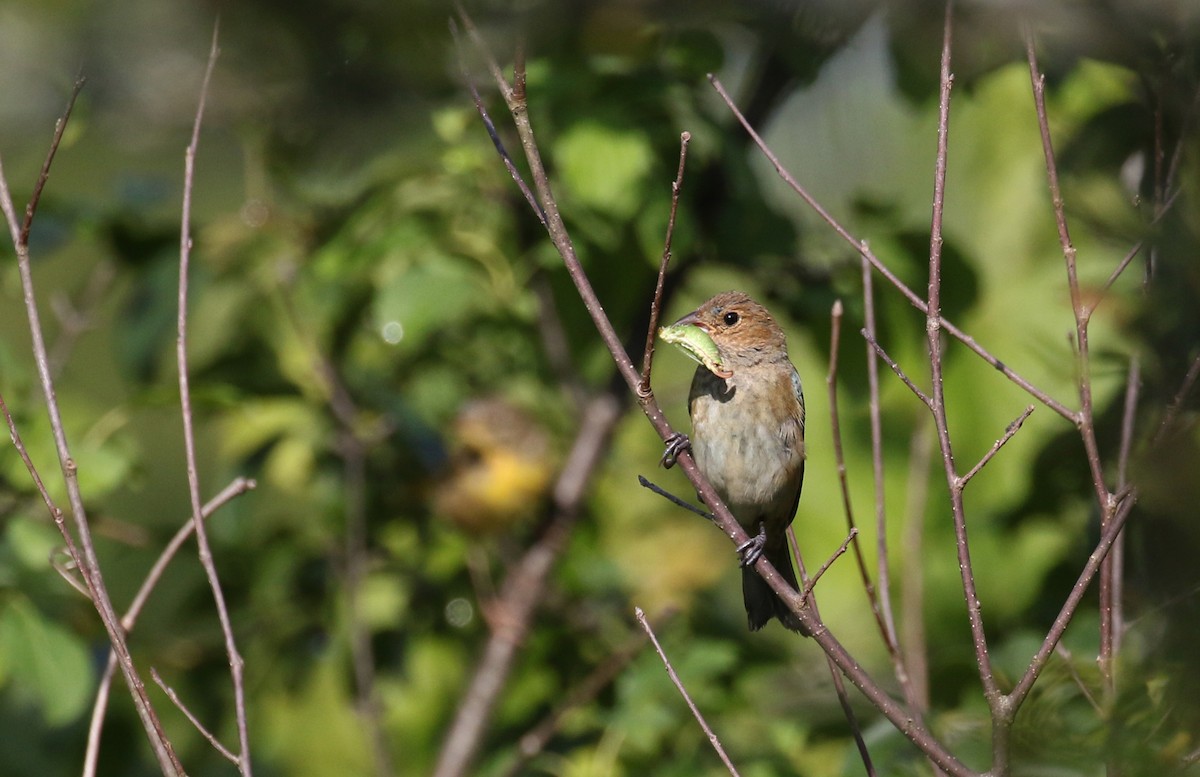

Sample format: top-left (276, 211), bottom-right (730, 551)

top-left (742, 542), bottom-right (808, 634)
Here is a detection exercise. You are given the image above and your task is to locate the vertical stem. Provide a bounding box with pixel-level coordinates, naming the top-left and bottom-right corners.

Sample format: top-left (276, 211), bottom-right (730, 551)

top-left (862, 259), bottom-right (901, 654)
top-left (177, 25), bottom-right (253, 777)
top-left (0, 87), bottom-right (183, 777)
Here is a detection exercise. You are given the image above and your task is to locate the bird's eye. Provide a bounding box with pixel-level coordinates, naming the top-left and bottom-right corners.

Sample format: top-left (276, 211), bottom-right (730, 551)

top-left (723, 311), bottom-right (740, 326)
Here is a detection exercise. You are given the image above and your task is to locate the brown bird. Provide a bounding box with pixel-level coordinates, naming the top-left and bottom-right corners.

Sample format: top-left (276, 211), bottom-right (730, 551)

top-left (661, 291), bottom-right (807, 633)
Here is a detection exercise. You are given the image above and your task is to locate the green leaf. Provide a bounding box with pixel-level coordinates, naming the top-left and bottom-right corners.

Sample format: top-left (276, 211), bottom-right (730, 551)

top-left (554, 121), bottom-right (655, 219)
top-left (0, 597), bottom-right (93, 726)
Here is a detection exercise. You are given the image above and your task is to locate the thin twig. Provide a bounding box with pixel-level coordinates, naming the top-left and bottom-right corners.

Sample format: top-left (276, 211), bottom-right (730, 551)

top-left (788, 535), bottom-right (877, 777)
top-left (151, 668), bottom-right (239, 765)
top-left (1025, 26), bottom-right (1125, 728)
top-left (176, 24), bottom-right (252, 777)
top-left (826, 301), bottom-right (892, 642)
top-left (84, 478), bottom-right (256, 777)
top-left (901, 418), bottom-right (934, 714)
top-left (706, 74), bottom-right (1076, 424)
top-left (1007, 492), bottom-right (1136, 707)
top-left (0, 81), bottom-right (184, 777)
top-left (926, 0), bottom-right (1001, 727)
top-left (460, 11), bottom-right (977, 774)
top-left (637, 475), bottom-right (713, 521)
top-left (449, 18), bottom-right (546, 227)
top-left (634, 608), bottom-right (742, 777)
top-left (502, 625), bottom-right (652, 777)
top-left (48, 260), bottom-right (116, 379)
top-left (861, 329), bottom-right (932, 407)
top-left (639, 131), bottom-right (691, 396)
top-left (959, 405), bottom-right (1036, 487)
top-left (1155, 352), bottom-right (1200, 443)
top-left (799, 528), bottom-right (858, 602)
top-left (1052, 643), bottom-right (1103, 715)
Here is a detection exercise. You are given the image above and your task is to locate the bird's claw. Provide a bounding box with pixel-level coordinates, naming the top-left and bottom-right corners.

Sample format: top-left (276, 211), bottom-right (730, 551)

top-left (737, 523), bottom-right (768, 567)
top-left (660, 432), bottom-right (691, 469)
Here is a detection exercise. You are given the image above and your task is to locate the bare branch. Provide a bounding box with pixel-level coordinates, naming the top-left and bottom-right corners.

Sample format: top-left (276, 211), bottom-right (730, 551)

top-left (85, 478), bottom-right (256, 777)
top-left (151, 668), bottom-right (239, 765)
top-left (502, 626), bottom-right (651, 777)
top-left (449, 18), bottom-right (546, 228)
top-left (175, 23), bottom-right (252, 776)
top-left (1052, 643), bottom-right (1103, 715)
top-left (1007, 491), bottom-right (1136, 707)
top-left (639, 131), bottom-right (691, 397)
top-left (799, 528), bottom-right (858, 602)
top-left (431, 395), bottom-right (622, 777)
top-left (1155, 351), bottom-right (1200, 443)
top-left (925, 1), bottom-right (1001, 735)
top-left (959, 406), bottom-right (1035, 487)
top-left (826, 300), bottom-right (893, 644)
top-left (637, 475), bottom-right (713, 521)
top-left (635, 608), bottom-right (742, 777)
top-left (0, 77), bottom-right (184, 777)
top-left (861, 329), bottom-right (932, 407)
top-left (706, 74), bottom-right (1076, 423)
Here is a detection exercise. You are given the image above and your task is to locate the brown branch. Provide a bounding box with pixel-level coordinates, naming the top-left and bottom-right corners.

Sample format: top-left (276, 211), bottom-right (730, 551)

top-left (860, 260), bottom-right (930, 726)
top-left (789, 537), bottom-right (877, 777)
top-left (826, 300), bottom-right (892, 643)
top-left (635, 608), bottom-right (742, 777)
top-left (449, 18), bottom-right (546, 228)
top-left (800, 528), bottom-right (858, 602)
top-left (959, 406), bottom-right (1035, 487)
top-left (901, 418), bottom-right (935, 714)
top-left (501, 625), bottom-right (651, 777)
top-left (639, 131), bottom-right (691, 397)
top-left (706, 75), bottom-right (1077, 424)
top-left (83, 478), bottom-right (255, 777)
top-left (152, 668), bottom-right (239, 765)
top-left (0, 82), bottom-right (183, 777)
top-left (924, 7), bottom-right (1002, 762)
top-left (1025, 26), bottom-right (1128, 735)
top-left (431, 394), bottom-right (622, 777)
top-left (637, 475), bottom-right (713, 521)
top-left (459, 11), bottom-right (978, 775)
top-left (1155, 352), bottom-right (1200, 443)
top-left (1007, 492), bottom-right (1136, 708)
top-left (1052, 643), bottom-right (1103, 716)
top-left (862, 329), bottom-right (932, 408)
top-left (175, 24), bottom-right (252, 776)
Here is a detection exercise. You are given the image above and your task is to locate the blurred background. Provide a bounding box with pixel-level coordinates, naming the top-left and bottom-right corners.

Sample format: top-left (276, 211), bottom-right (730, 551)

top-left (1, 0), bottom-right (1199, 775)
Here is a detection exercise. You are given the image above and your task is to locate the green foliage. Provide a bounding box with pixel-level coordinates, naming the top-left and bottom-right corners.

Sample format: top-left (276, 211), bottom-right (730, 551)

top-left (0, 2), bottom-right (1198, 776)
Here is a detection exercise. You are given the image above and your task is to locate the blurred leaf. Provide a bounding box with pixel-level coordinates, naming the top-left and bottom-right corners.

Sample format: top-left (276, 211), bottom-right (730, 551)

top-left (0, 597), bottom-right (93, 726)
top-left (555, 121), bottom-right (655, 219)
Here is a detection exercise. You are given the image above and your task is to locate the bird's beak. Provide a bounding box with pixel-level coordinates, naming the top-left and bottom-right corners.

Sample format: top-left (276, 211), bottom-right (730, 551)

top-left (669, 309), bottom-right (706, 332)
top-left (658, 312), bottom-right (732, 378)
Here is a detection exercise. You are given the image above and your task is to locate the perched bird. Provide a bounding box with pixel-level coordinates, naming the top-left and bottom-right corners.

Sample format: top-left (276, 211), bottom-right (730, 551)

top-left (660, 291), bottom-right (807, 633)
top-left (433, 398), bottom-right (555, 535)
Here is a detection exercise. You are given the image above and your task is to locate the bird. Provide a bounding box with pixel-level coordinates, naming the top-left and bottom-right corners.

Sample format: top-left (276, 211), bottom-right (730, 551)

top-left (660, 291), bottom-right (807, 633)
top-left (433, 398), bottom-right (555, 535)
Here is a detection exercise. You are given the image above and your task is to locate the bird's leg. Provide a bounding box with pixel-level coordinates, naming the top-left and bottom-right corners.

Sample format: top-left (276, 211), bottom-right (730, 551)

top-left (737, 522), bottom-right (768, 567)
top-left (660, 432), bottom-right (691, 469)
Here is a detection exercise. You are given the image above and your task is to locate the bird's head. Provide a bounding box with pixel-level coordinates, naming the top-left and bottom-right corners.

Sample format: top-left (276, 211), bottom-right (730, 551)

top-left (660, 291), bottom-right (788, 375)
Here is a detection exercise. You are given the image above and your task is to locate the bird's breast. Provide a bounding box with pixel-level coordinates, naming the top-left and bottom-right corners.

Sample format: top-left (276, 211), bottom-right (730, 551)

top-left (689, 367), bottom-right (804, 519)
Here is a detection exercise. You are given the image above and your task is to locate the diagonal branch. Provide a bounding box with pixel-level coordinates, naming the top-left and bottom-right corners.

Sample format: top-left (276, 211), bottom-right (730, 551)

top-left (706, 74), bottom-right (1077, 424)
top-left (0, 82), bottom-right (183, 777)
top-left (457, 9), bottom-right (978, 776)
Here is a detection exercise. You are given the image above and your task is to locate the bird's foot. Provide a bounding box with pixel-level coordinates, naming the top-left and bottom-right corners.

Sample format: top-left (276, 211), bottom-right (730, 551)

top-left (660, 432), bottom-right (691, 469)
top-left (737, 523), bottom-right (768, 567)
